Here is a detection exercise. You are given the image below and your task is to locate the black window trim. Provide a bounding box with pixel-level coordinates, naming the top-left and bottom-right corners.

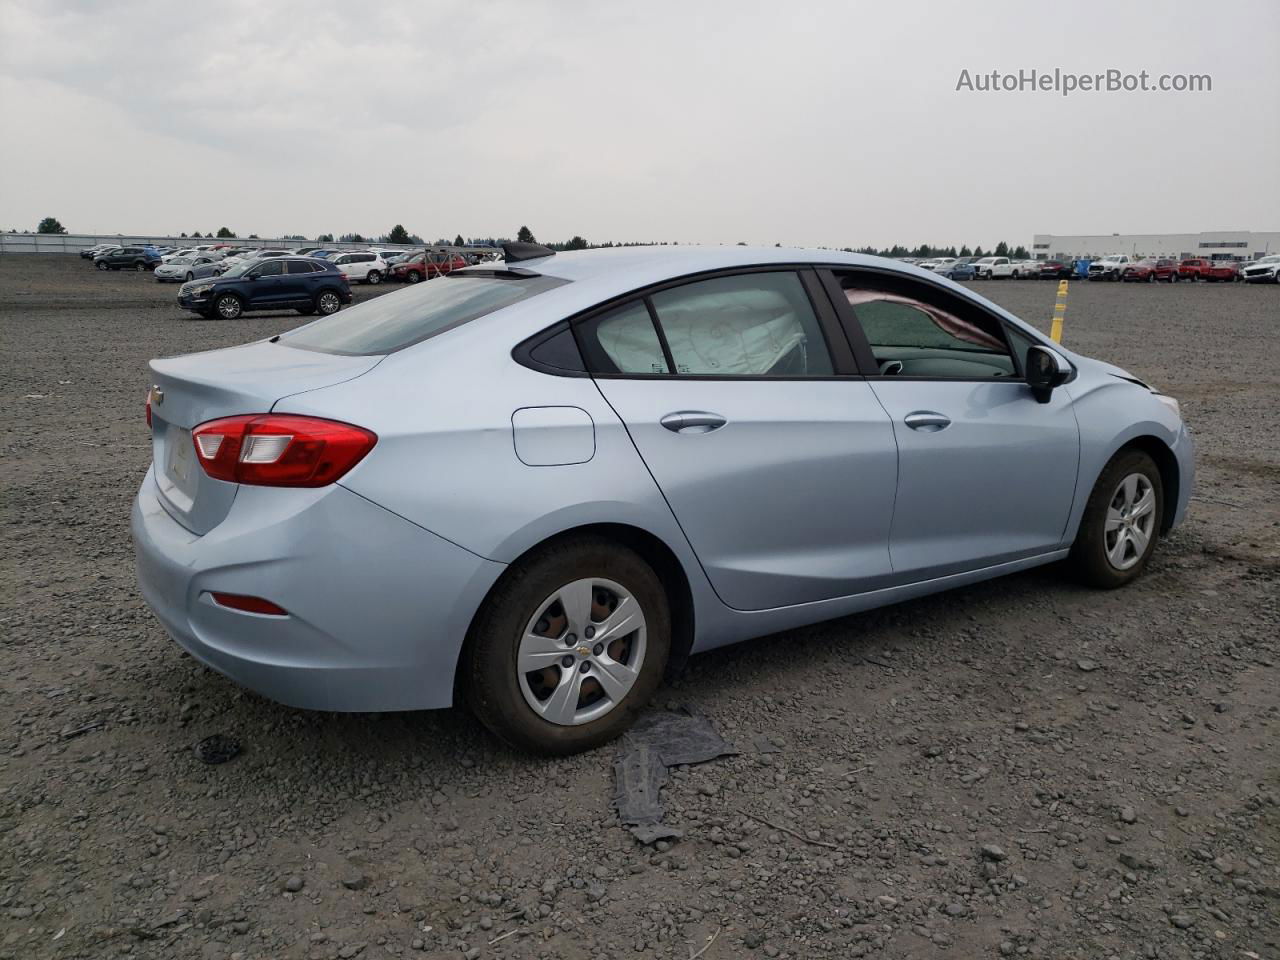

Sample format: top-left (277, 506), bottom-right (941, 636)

top-left (817, 265), bottom-right (1033, 383)
top-left (515, 264), bottom-right (864, 381)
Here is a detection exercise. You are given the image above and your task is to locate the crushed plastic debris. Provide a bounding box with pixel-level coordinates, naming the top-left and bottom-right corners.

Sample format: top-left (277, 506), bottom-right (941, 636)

top-left (612, 707), bottom-right (736, 843)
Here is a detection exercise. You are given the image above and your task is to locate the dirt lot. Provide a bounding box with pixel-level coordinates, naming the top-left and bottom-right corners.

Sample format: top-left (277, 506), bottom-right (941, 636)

top-left (1, 255), bottom-right (1277, 960)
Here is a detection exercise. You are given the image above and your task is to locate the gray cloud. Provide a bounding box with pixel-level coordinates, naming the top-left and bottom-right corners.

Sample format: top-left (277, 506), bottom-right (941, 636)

top-left (2, 0), bottom-right (1276, 247)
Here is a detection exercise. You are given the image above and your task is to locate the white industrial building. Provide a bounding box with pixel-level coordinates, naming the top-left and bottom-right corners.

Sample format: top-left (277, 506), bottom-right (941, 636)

top-left (1032, 231), bottom-right (1280, 262)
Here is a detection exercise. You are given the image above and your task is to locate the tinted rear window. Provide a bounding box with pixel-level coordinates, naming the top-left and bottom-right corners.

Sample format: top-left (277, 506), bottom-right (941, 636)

top-left (284, 273), bottom-right (568, 355)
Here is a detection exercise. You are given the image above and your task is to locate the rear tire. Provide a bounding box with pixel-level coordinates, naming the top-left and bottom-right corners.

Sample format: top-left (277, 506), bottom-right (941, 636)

top-left (463, 537), bottom-right (670, 755)
top-left (135, 262), bottom-right (146, 272)
top-left (1069, 449), bottom-right (1164, 589)
top-left (366, 270), bottom-right (382, 285)
top-left (316, 290), bottom-right (342, 315)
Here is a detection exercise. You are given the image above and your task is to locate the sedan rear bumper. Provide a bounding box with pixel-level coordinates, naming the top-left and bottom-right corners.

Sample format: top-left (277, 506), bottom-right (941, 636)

top-left (132, 467), bottom-right (506, 711)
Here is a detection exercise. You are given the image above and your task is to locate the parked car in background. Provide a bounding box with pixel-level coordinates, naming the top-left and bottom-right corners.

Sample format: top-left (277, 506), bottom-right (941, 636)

top-left (392, 251), bottom-right (467, 283)
top-left (1037, 260), bottom-right (1073, 279)
top-left (95, 246), bottom-right (162, 271)
top-left (1087, 255), bottom-right (1133, 280)
top-left (176, 257), bottom-right (352, 319)
top-left (973, 256), bottom-right (1016, 279)
top-left (1241, 254), bottom-right (1280, 283)
top-left (918, 257), bottom-right (957, 272)
top-left (331, 251), bottom-right (389, 285)
top-left (162, 247), bottom-right (201, 263)
top-left (1200, 261), bottom-right (1240, 282)
top-left (306, 249), bottom-right (339, 260)
top-left (132, 244), bottom-right (1193, 754)
top-left (934, 260), bottom-right (976, 280)
top-left (1176, 258), bottom-right (1212, 281)
top-left (81, 243), bottom-right (121, 260)
top-left (1121, 258), bottom-right (1179, 282)
top-left (154, 255), bottom-right (223, 283)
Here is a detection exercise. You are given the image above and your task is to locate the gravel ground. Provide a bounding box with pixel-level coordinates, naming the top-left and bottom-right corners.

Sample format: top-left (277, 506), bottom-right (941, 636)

top-left (1, 255), bottom-right (1277, 960)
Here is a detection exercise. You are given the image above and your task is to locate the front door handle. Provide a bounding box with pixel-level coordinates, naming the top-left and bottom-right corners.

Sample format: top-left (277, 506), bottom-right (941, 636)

top-left (904, 411), bottom-right (951, 432)
top-left (660, 411), bottom-right (727, 434)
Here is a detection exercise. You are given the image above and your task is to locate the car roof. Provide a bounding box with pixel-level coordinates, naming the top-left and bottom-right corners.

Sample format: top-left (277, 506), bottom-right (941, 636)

top-left (434, 245), bottom-right (1050, 352)
top-left (512, 245), bottom-right (910, 288)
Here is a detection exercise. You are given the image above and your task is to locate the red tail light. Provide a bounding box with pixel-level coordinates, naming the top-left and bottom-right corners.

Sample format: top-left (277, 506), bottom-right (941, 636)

top-left (191, 414), bottom-right (377, 487)
top-left (211, 592), bottom-right (288, 616)
top-left (146, 391), bottom-right (152, 427)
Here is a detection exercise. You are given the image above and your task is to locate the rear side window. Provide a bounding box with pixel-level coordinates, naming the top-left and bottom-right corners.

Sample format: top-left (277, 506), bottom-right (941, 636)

top-left (650, 272), bottom-right (833, 376)
top-left (284, 274), bottom-right (568, 355)
top-left (287, 260), bottom-right (318, 274)
top-left (594, 302), bottom-right (668, 374)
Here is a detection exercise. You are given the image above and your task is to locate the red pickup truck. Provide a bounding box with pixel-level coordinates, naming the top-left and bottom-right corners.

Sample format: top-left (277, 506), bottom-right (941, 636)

top-left (392, 252), bottom-right (467, 283)
top-left (1121, 258), bottom-right (1179, 282)
top-left (1178, 258), bottom-right (1240, 282)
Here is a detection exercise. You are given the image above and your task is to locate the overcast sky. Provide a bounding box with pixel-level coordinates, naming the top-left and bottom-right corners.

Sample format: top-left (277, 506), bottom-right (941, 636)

top-left (1, 0), bottom-right (1276, 248)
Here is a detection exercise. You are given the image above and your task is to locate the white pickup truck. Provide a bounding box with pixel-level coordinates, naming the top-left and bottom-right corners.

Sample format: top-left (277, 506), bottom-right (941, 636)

top-left (973, 256), bottom-right (1021, 279)
top-left (1087, 254), bottom-right (1132, 281)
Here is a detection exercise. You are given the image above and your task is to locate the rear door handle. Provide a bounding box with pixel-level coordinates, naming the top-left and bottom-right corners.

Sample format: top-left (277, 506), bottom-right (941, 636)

top-left (660, 411), bottom-right (727, 434)
top-left (904, 411), bottom-right (951, 432)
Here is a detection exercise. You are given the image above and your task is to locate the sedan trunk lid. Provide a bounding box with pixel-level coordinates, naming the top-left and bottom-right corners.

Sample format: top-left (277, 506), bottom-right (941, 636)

top-left (148, 340), bottom-right (381, 534)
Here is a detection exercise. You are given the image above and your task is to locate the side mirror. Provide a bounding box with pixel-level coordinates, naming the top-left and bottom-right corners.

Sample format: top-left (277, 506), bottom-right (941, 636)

top-left (1026, 345), bottom-right (1071, 403)
top-left (244, 272), bottom-right (259, 280)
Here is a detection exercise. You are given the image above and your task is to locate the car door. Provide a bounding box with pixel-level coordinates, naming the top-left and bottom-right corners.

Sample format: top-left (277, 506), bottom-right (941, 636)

top-left (826, 268), bottom-right (1080, 583)
top-left (245, 258), bottom-right (288, 307)
top-left (578, 268), bottom-right (899, 611)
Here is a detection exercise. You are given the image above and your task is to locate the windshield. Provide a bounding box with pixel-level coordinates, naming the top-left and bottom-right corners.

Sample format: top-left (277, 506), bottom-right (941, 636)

top-left (283, 273), bottom-right (569, 355)
top-left (1258, 255), bottom-right (1280, 264)
top-left (220, 260), bottom-right (256, 278)
top-left (171, 257), bottom-right (193, 265)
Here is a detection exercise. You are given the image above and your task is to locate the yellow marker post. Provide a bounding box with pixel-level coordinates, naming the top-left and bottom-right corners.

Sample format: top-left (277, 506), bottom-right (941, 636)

top-left (1050, 279), bottom-right (1068, 343)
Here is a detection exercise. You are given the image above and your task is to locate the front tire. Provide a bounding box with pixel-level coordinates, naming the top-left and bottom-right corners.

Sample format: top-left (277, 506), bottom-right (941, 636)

top-left (96, 261), bottom-right (109, 271)
top-left (213, 293), bottom-right (243, 320)
top-left (405, 270), bottom-right (422, 284)
top-left (1069, 450), bottom-right (1163, 588)
top-left (463, 537), bottom-right (671, 755)
top-left (135, 262), bottom-right (146, 272)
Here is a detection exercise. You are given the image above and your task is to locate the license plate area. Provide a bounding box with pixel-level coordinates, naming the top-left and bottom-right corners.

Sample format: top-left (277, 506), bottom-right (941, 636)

top-left (165, 425), bottom-right (197, 500)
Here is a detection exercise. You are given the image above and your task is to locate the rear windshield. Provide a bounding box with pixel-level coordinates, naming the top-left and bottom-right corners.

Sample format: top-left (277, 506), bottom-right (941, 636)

top-left (283, 273), bottom-right (568, 355)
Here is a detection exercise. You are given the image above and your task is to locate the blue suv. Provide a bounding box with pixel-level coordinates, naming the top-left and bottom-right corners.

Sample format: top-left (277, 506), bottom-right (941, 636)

top-left (177, 257), bottom-right (352, 320)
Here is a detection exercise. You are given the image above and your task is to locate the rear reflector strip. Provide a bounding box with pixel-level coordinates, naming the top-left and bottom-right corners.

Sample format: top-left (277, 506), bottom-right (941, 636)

top-left (210, 593), bottom-right (289, 616)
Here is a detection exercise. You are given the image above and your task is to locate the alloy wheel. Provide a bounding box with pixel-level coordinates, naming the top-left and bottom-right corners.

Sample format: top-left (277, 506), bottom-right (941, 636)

top-left (1104, 473), bottom-right (1156, 571)
top-left (318, 292), bottom-right (341, 314)
top-left (516, 577), bottom-right (647, 726)
top-left (216, 295), bottom-right (242, 319)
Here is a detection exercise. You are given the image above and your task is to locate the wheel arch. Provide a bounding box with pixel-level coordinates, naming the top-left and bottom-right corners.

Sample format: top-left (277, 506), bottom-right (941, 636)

top-left (455, 521), bottom-right (696, 704)
top-left (1113, 435), bottom-right (1180, 534)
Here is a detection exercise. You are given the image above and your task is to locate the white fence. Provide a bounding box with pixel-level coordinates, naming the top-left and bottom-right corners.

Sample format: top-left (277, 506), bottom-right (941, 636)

top-left (0, 232), bottom-right (466, 255)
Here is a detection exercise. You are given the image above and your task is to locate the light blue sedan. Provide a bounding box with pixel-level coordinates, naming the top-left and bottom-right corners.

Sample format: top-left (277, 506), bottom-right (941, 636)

top-left (133, 244), bottom-right (1192, 754)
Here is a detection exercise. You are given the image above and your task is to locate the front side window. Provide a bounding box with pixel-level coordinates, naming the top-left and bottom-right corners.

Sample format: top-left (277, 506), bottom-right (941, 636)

top-left (841, 278), bottom-right (1015, 379)
top-left (649, 272), bottom-right (833, 376)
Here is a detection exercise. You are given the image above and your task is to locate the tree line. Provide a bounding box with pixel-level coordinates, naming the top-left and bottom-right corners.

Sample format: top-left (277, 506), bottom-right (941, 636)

top-left (20, 217), bottom-right (1031, 260)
